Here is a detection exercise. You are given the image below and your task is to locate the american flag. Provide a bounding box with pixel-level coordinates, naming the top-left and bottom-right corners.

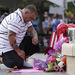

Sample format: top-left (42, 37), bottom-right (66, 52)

top-left (49, 32), bottom-right (58, 49)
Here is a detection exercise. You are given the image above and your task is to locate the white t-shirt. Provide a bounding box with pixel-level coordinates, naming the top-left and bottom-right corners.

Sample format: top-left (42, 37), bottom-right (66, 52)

top-left (0, 9), bottom-right (32, 55)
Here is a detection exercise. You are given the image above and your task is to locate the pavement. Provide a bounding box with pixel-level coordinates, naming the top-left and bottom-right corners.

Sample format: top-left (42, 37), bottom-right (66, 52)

top-left (0, 53), bottom-right (68, 75)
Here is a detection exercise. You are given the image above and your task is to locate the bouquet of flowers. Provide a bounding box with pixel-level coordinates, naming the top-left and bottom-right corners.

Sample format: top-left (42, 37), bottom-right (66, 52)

top-left (44, 37), bottom-right (68, 72)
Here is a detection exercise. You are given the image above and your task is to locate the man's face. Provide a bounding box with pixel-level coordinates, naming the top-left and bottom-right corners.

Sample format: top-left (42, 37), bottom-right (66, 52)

top-left (24, 11), bottom-right (36, 23)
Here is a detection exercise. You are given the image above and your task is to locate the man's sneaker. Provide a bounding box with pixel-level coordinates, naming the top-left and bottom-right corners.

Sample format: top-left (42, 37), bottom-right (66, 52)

top-left (0, 64), bottom-right (10, 70)
top-left (23, 59), bottom-right (33, 69)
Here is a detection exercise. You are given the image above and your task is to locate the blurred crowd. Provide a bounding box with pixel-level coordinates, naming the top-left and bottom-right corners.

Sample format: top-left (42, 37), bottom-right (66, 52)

top-left (67, 14), bottom-right (75, 24)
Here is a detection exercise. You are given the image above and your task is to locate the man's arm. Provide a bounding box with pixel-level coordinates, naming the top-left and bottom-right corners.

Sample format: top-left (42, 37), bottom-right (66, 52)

top-left (8, 30), bottom-right (25, 59)
top-left (27, 26), bottom-right (38, 45)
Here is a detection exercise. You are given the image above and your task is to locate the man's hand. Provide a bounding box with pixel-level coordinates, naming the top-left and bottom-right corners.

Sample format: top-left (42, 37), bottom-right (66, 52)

top-left (27, 26), bottom-right (39, 45)
top-left (32, 36), bottom-right (38, 45)
top-left (16, 49), bottom-right (25, 59)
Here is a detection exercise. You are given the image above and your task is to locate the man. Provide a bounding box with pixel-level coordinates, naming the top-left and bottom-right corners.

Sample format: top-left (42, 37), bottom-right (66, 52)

top-left (0, 5), bottom-right (39, 69)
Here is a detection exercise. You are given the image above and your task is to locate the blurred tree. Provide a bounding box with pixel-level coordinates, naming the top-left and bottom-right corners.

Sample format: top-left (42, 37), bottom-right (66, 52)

top-left (68, 2), bottom-right (75, 13)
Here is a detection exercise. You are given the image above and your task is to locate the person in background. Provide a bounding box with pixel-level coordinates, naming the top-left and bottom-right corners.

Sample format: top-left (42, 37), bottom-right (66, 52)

top-left (32, 16), bottom-right (40, 33)
top-left (51, 14), bottom-right (61, 32)
top-left (0, 4), bottom-right (39, 69)
top-left (42, 11), bottom-right (51, 34)
top-left (68, 14), bottom-right (75, 24)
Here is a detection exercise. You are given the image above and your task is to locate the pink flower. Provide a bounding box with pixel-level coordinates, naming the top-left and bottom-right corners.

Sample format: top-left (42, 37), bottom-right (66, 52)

top-left (65, 38), bottom-right (69, 43)
top-left (50, 56), bottom-right (56, 62)
top-left (46, 56), bottom-right (56, 64)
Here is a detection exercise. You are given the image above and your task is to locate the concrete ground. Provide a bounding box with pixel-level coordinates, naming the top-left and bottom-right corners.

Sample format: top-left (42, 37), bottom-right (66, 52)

top-left (0, 53), bottom-right (68, 75)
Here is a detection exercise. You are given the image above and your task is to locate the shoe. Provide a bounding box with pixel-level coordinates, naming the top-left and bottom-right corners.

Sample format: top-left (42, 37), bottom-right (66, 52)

top-left (0, 64), bottom-right (10, 70)
top-left (23, 59), bottom-right (33, 69)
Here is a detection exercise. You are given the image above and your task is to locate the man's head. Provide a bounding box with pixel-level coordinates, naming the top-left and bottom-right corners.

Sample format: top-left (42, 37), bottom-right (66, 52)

top-left (21, 5), bottom-right (37, 23)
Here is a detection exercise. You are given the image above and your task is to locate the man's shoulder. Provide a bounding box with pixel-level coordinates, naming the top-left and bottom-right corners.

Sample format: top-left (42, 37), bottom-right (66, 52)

top-left (5, 11), bottom-right (22, 23)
